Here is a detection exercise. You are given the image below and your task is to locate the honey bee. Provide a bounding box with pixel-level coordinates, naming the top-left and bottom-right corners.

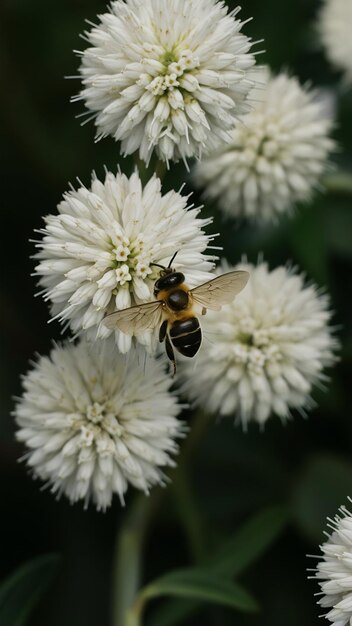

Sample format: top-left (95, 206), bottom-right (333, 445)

top-left (103, 252), bottom-right (249, 374)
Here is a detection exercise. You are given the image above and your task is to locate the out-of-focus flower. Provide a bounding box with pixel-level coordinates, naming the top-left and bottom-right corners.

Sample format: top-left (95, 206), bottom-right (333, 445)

top-left (179, 261), bottom-right (337, 427)
top-left (314, 499), bottom-right (352, 625)
top-left (76, 0), bottom-right (256, 165)
top-left (14, 339), bottom-right (183, 510)
top-left (318, 0), bottom-right (352, 85)
top-left (34, 169), bottom-right (215, 353)
top-left (193, 67), bottom-right (335, 221)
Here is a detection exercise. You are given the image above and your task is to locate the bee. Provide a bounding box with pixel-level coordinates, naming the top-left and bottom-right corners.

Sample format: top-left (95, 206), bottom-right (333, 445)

top-left (103, 252), bottom-right (249, 374)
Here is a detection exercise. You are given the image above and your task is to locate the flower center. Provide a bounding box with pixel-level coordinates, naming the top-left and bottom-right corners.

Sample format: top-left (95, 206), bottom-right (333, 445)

top-left (86, 401), bottom-right (106, 424)
top-left (110, 234), bottom-right (153, 286)
top-left (141, 48), bottom-right (200, 97)
top-left (237, 114), bottom-right (284, 167)
top-left (160, 49), bottom-right (178, 67)
top-left (224, 317), bottom-right (282, 376)
top-left (69, 401), bottom-right (125, 460)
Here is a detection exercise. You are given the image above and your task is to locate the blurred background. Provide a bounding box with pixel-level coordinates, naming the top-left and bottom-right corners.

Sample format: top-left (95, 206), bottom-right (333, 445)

top-left (0, 0), bottom-right (351, 624)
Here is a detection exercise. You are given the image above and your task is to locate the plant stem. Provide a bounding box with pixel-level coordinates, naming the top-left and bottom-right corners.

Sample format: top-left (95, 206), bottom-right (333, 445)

top-left (125, 595), bottom-right (145, 626)
top-left (111, 495), bottom-right (152, 626)
top-left (133, 156), bottom-right (149, 185)
top-left (172, 464), bottom-right (206, 563)
top-left (324, 172), bottom-right (352, 194)
top-left (171, 409), bottom-right (211, 563)
top-left (110, 409), bottom-right (211, 626)
top-left (182, 409), bottom-right (212, 461)
top-left (155, 159), bottom-right (167, 180)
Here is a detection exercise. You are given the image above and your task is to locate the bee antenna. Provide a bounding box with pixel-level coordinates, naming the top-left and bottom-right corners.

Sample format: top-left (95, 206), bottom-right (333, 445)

top-left (150, 262), bottom-right (166, 270)
top-left (167, 251), bottom-right (179, 268)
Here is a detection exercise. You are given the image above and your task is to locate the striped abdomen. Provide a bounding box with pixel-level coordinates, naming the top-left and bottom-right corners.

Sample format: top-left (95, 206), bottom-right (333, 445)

top-left (169, 317), bottom-right (202, 358)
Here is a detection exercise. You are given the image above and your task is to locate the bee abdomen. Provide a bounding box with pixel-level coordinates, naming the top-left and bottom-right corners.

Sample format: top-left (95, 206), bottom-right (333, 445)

top-left (170, 317), bottom-right (202, 358)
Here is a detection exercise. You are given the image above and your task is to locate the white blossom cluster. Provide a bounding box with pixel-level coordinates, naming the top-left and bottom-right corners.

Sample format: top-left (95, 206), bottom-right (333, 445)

top-left (14, 0), bottom-right (342, 521)
top-left (317, 0), bottom-right (352, 85)
top-left (14, 339), bottom-right (183, 510)
top-left (34, 169), bottom-right (215, 353)
top-left (76, 0), bottom-right (256, 164)
top-left (314, 500), bottom-right (352, 625)
top-left (193, 67), bottom-right (335, 221)
top-left (179, 262), bottom-right (337, 427)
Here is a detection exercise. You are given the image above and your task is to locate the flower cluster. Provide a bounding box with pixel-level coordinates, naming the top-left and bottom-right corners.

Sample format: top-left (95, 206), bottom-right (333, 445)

top-left (76, 0), bottom-right (256, 164)
top-left (14, 0), bottom-right (341, 533)
top-left (314, 500), bottom-right (352, 625)
top-left (34, 169), bottom-right (214, 353)
top-left (317, 0), bottom-right (352, 85)
top-left (193, 67), bottom-right (335, 221)
top-left (14, 339), bottom-right (183, 510)
top-left (179, 261), bottom-right (337, 426)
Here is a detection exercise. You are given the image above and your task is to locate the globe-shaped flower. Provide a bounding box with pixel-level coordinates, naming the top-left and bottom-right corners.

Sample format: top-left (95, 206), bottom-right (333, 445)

top-left (318, 0), bottom-right (352, 85)
top-left (34, 169), bottom-right (214, 353)
top-left (76, 0), bottom-right (256, 165)
top-left (14, 339), bottom-right (183, 510)
top-left (314, 500), bottom-right (352, 625)
top-left (193, 68), bottom-right (335, 221)
top-left (179, 262), bottom-right (337, 427)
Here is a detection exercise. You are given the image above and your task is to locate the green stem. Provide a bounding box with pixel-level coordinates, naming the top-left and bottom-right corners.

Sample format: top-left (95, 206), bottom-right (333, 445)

top-left (133, 156), bottom-right (167, 184)
top-left (323, 172), bottom-right (352, 195)
top-left (111, 409), bottom-right (211, 626)
top-left (171, 410), bottom-right (211, 563)
top-left (125, 595), bottom-right (145, 626)
top-left (172, 464), bottom-right (206, 563)
top-left (111, 495), bottom-right (153, 626)
top-left (182, 409), bottom-right (212, 462)
top-left (133, 156), bottom-right (149, 185)
top-left (155, 159), bottom-right (167, 180)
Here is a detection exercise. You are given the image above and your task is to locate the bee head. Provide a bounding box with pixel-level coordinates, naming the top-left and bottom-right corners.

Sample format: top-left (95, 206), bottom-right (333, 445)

top-left (151, 251), bottom-right (179, 277)
top-left (152, 252), bottom-right (185, 296)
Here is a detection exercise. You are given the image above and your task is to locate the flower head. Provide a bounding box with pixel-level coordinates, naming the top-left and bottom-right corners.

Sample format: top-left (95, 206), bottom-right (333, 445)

top-left (314, 499), bottom-right (352, 625)
top-left (76, 0), bottom-right (256, 165)
top-left (34, 169), bottom-right (214, 353)
top-left (318, 0), bottom-right (352, 85)
top-left (179, 261), bottom-right (337, 427)
top-left (14, 339), bottom-right (183, 510)
top-left (193, 67), bottom-right (335, 221)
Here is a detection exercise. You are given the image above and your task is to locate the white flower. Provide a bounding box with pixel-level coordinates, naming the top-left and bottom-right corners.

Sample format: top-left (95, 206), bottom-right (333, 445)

top-left (75, 0), bottom-right (256, 165)
top-left (14, 339), bottom-right (183, 510)
top-left (179, 261), bottom-right (337, 427)
top-left (34, 169), bottom-right (215, 353)
top-left (318, 0), bottom-right (352, 85)
top-left (193, 67), bottom-right (335, 221)
top-left (314, 499), bottom-right (352, 625)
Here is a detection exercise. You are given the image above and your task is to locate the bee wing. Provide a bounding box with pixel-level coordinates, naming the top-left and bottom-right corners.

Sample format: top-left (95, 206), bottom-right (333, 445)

top-left (102, 301), bottom-right (163, 335)
top-left (190, 270), bottom-right (250, 311)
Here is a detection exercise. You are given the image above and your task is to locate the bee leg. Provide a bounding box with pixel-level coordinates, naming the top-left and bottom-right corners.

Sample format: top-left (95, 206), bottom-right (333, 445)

top-left (201, 307), bottom-right (207, 316)
top-left (159, 319), bottom-right (168, 343)
top-left (165, 335), bottom-right (177, 376)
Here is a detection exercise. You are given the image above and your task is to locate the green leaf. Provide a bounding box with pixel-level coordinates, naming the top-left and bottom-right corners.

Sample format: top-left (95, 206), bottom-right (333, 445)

top-left (0, 554), bottom-right (61, 626)
top-left (146, 598), bottom-right (197, 626)
top-left (149, 505), bottom-right (287, 626)
top-left (291, 454), bottom-right (352, 543)
top-left (209, 504), bottom-right (288, 577)
top-left (142, 569), bottom-right (258, 614)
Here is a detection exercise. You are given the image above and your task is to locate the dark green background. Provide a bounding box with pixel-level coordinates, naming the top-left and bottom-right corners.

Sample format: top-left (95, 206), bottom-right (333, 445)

top-left (1, 1), bottom-right (352, 624)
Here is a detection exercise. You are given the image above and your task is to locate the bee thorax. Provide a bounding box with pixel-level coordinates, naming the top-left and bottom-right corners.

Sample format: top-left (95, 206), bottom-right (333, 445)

top-left (167, 289), bottom-right (189, 311)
